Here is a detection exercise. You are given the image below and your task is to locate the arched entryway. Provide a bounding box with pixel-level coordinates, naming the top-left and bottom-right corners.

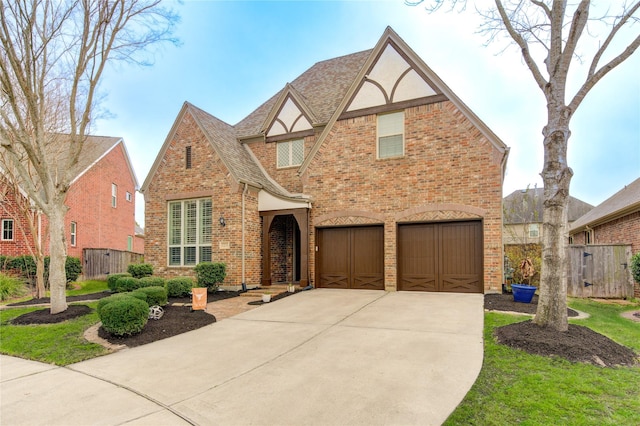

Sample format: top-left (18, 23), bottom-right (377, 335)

top-left (261, 208), bottom-right (309, 287)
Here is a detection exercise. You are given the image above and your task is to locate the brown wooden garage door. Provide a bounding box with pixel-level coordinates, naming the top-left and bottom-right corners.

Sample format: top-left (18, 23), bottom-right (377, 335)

top-left (398, 221), bottom-right (483, 293)
top-left (316, 226), bottom-right (384, 290)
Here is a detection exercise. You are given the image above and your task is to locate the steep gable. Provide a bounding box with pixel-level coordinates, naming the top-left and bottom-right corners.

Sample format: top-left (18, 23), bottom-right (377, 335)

top-left (263, 85), bottom-right (316, 141)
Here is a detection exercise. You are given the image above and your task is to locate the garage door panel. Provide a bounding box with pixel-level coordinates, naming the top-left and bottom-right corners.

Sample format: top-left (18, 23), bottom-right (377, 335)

top-left (398, 221), bottom-right (483, 293)
top-left (399, 274), bottom-right (437, 291)
top-left (317, 226), bottom-right (384, 290)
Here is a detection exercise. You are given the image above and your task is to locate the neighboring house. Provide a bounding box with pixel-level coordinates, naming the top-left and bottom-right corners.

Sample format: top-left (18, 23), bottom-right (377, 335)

top-left (0, 136), bottom-right (141, 263)
top-left (134, 224), bottom-right (145, 254)
top-left (503, 188), bottom-right (594, 246)
top-left (569, 178), bottom-right (640, 252)
top-left (141, 27), bottom-right (510, 293)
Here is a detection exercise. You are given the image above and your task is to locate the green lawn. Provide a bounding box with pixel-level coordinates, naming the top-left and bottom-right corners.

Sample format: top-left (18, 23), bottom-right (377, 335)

top-left (445, 300), bottom-right (640, 425)
top-left (0, 302), bottom-right (110, 365)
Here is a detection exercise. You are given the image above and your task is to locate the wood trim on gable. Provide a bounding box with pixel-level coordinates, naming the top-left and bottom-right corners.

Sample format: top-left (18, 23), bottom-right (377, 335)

top-left (338, 94), bottom-right (448, 121)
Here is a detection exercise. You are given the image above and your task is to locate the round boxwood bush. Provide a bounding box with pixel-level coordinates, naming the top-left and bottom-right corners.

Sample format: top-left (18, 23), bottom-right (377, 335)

top-left (631, 252), bottom-right (640, 284)
top-left (166, 277), bottom-right (194, 297)
top-left (138, 276), bottom-right (166, 288)
top-left (127, 263), bottom-right (153, 279)
top-left (194, 262), bottom-right (226, 292)
top-left (97, 293), bottom-right (137, 316)
top-left (130, 290), bottom-right (148, 303)
top-left (115, 276), bottom-right (141, 293)
top-left (99, 297), bottom-right (149, 336)
top-left (137, 286), bottom-right (168, 306)
top-left (107, 273), bottom-right (131, 292)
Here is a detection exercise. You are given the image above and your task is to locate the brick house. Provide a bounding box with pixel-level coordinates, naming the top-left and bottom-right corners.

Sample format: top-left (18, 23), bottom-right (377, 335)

top-left (141, 27), bottom-right (509, 293)
top-left (0, 136), bottom-right (141, 263)
top-left (569, 177), bottom-right (640, 296)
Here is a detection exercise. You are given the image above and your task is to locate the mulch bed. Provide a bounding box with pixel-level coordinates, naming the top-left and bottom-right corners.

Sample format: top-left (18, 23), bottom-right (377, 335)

top-left (486, 292), bottom-right (638, 367)
top-left (8, 291), bottom-right (112, 306)
top-left (7, 291), bottom-right (638, 366)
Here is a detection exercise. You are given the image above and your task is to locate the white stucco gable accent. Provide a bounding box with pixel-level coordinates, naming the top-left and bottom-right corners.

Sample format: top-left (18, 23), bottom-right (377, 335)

top-left (258, 190), bottom-right (311, 212)
top-left (347, 43), bottom-right (436, 112)
top-left (266, 97), bottom-right (313, 137)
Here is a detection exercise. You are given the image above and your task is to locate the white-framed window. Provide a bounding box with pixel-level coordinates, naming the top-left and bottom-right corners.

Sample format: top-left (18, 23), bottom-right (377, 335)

top-left (1, 219), bottom-right (14, 241)
top-left (127, 235), bottom-right (133, 251)
top-left (277, 139), bottom-right (304, 168)
top-left (167, 198), bottom-right (213, 266)
top-left (528, 223), bottom-right (539, 238)
top-left (70, 222), bottom-right (77, 247)
top-left (126, 191), bottom-right (132, 202)
top-left (377, 111), bottom-right (404, 159)
top-left (111, 183), bottom-right (117, 208)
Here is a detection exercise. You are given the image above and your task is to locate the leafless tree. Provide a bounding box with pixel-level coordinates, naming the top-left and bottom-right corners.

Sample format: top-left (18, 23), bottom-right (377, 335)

top-left (410, 0), bottom-right (640, 331)
top-left (0, 156), bottom-right (47, 298)
top-left (0, 0), bottom-right (178, 314)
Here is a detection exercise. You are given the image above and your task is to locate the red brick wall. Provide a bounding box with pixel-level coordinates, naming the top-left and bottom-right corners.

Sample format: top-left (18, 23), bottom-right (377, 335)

top-left (144, 111), bottom-right (262, 287)
top-left (0, 183), bottom-right (42, 257)
top-left (1, 144), bottom-right (137, 263)
top-left (65, 143), bottom-right (137, 261)
top-left (302, 102), bottom-right (505, 292)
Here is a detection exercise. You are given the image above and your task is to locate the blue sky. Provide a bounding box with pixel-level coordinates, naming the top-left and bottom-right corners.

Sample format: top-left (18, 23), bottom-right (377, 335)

top-left (94, 1), bottom-right (640, 226)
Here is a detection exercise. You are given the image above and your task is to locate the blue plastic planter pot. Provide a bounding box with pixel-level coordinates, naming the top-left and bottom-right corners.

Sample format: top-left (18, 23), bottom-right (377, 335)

top-left (512, 284), bottom-right (537, 303)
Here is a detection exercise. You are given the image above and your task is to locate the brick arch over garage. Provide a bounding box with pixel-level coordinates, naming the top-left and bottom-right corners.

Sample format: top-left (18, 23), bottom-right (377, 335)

top-left (314, 210), bottom-right (386, 227)
top-left (395, 203), bottom-right (485, 222)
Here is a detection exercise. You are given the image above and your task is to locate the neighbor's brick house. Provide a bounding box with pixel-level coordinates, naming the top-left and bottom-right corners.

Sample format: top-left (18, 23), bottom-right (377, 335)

top-left (0, 136), bottom-right (141, 263)
top-left (142, 27), bottom-right (510, 293)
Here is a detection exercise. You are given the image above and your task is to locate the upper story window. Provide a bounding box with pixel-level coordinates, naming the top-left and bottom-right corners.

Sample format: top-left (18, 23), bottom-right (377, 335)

top-left (70, 222), bottom-right (77, 247)
top-left (277, 139), bottom-right (304, 168)
top-left (2, 219), bottom-right (14, 241)
top-left (167, 198), bottom-right (212, 266)
top-left (111, 183), bottom-right (117, 208)
top-left (186, 146), bottom-right (192, 169)
top-left (126, 191), bottom-right (132, 202)
top-left (377, 111), bottom-right (404, 159)
top-left (528, 224), bottom-right (539, 238)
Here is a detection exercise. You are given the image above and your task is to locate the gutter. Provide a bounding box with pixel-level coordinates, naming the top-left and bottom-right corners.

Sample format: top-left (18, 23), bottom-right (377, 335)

top-left (241, 182), bottom-right (248, 291)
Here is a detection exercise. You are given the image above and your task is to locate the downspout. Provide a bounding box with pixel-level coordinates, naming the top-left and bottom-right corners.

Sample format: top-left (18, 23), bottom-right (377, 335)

top-left (241, 182), bottom-right (248, 291)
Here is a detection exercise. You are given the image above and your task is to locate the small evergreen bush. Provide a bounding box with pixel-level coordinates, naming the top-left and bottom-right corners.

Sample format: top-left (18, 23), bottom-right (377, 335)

top-left (127, 263), bottom-right (153, 279)
top-left (631, 252), bottom-right (640, 284)
top-left (130, 290), bottom-right (148, 303)
top-left (107, 273), bottom-right (131, 292)
top-left (194, 262), bottom-right (226, 292)
top-left (65, 257), bottom-right (82, 282)
top-left (99, 297), bottom-right (149, 336)
top-left (115, 276), bottom-right (141, 293)
top-left (166, 277), bottom-right (194, 297)
top-left (138, 276), bottom-right (166, 288)
top-left (97, 293), bottom-right (137, 316)
top-left (137, 286), bottom-right (168, 306)
top-left (0, 273), bottom-right (27, 301)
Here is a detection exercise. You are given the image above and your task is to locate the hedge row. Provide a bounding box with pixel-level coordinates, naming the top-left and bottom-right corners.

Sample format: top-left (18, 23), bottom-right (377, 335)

top-left (0, 255), bottom-right (82, 283)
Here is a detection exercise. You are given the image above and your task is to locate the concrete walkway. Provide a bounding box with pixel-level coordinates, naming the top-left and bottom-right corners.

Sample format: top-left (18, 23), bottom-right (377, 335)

top-left (1, 290), bottom-right (484, 426)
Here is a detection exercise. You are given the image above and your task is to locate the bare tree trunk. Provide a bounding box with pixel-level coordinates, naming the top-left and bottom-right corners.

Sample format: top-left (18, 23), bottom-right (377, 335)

top-left (48, 203), bottom-right (68, 314)
top-left (534, 107), bottom-right (573, 331)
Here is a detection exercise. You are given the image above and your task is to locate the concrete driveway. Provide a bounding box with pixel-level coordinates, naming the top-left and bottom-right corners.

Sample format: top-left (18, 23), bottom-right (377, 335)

top-left (1, 289), bottom-right (484, 425)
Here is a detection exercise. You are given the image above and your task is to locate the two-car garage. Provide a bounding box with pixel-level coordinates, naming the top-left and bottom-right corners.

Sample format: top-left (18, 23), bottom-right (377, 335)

top-left (316, 221), bottom-right (483, 293)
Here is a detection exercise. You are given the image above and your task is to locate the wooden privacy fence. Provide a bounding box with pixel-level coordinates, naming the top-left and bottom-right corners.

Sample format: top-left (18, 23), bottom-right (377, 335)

top-left (567, 244), bottom-right (633, 298)
top-left (82, 248), bottom-right (144, 280)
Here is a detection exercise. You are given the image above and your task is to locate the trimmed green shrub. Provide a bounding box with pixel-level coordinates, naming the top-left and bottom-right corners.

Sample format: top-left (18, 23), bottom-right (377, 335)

top-left (7, 255), bottom-right (37, 277)
top-left (137, 286), bottom-right (168, 306)
top-left (97, 293), bottom-right (137, 316)
top-left (107, 273), bottom-right (131, 292)
top-left (99, 297), bottom-right (149, 336)
top-left (138, 276), bottom-right (166, 288)
top-left (127, 263), bottom-right (153, 279)
top-left (65, 257), bottom-right (82, 282)
top-left (631, 252), bottom-right (640, 284)
top-left (166, 277), bottom-right (194, 297)
top-left (0, 273), bottom-right (28, 301)
top-left (115, 276), bottom-right (141, 293)
top-left (130, 290), bottom-right (148, 303)
top-left (194, 262), bottom-right (226, 292)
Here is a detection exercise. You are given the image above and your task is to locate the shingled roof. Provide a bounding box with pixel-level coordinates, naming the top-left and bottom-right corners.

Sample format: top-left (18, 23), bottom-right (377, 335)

top-left (503, 188), bottom-right (594, 224)
top-left (235, 49), bottom-right (372, 139)
top-left (570, 178), bottom-right (640, 232)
